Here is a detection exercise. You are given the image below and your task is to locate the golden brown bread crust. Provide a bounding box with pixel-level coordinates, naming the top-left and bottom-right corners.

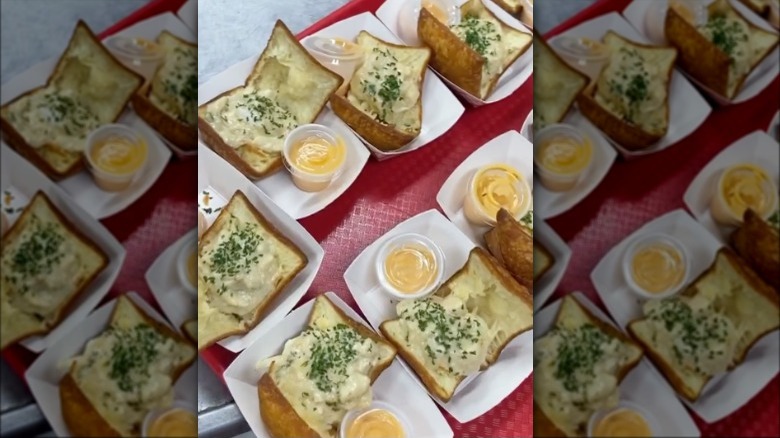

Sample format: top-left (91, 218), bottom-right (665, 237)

top-left (418, 7), bottom-right (484, 98)
top-left (197, 190), bottom-right (308, 350)
top-left (533, 28), bottom-right (589, 125)
top-left (329, 32), bottom-right (428, 152)
top-left (258, 372), bottom-right (321, 438)
top-left (379, 320), bottom-right (465, 402)
top-left (533, 239), bottom-right (554, 281)
top-left (665, 1), bottom-right (779, 99)
top-left (533, 401), bottom-right (568, 437)
top-left (739, 0), bottom-right (772, 17)
top-left (0, 21), bottom-right (143, 181)
top-left (576, 33), bottom-right (675, 151)
top-left (731, 209), bottom-right (780, 292)
top-left (197, 20), bottom-right (342, 180)
top-left (60, 296), bottom-right (195, 436)
top-left (1, 191), bottom-right (109, 348)
top-left (665, 6), bottom-right (732, 98)
top-left (131, 32), bottom-right (197, 152)
top-left (60, 372), bottom-right (122, 437)
top-left (493, 0), bottom-right (522, 16)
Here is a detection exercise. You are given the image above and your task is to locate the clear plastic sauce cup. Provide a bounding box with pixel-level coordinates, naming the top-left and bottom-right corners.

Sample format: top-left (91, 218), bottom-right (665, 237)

top-left (104, 35), bottom-right (164, 82)
top-left (283, 124), bottom-right (347, 192)
top-left (84, 124), bottom-right (148, 192)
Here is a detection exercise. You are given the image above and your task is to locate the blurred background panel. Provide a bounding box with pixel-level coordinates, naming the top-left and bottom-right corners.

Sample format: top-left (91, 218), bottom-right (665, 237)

top-left (534, 0), bottom-right (597, 33)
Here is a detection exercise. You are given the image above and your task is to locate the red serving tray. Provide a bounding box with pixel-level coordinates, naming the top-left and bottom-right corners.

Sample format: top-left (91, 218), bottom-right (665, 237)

top-left (543, 0), bottom-right (780, 436)
top-left (198, 0), bottom-right (534, 436)
top-left (1, 0), bottom-right (196, 381)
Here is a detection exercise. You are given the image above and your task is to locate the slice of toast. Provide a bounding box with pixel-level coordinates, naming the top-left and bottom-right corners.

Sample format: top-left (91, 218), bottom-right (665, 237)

top-left (0, 21), bottom-right (143, 180)
top-left (484, 208), bottom-right (534, 289)
top-left (60, 295), bottom-right (196, 437)
top-left (666, 0), bottom-right (778, 99)
top-left (628, 249), bottom-right (780, 401)
top-left (197, 191), bottom-right (308, 350)
top-left (493, 0), bottom-right (523, 16)
top-left (731, 208), bottom-right (780, 292)
top-left (533, 240), bottom-right (554, 281)
top-left (132, 31), bottom-right (197, 151)
top-left (577, 31), bottom-right (677, 151)
top-left (1, 191), bottom-right (108, 349)
top-left (380, 247), bottom-right (533, 401)
top-left (258, 295), bottom-right (396, 438)
top-left (534, 295), bottom-right (643, 437)
top-left (418, 0), bottom-right (531, 99)
top-left (198, 21), bottom-right (342, 179)
top-left (330, 31), bottom-right (430, 151)
top-left (533, 30), bottom-right (589, 129)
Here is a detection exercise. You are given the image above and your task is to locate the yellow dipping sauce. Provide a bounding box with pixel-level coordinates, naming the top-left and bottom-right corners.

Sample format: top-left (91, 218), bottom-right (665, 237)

top-left (538, 133), bottom-right (593, 175)
top-left (593, 408), bottom-right (652, 437)
top-left (147, 408), bottom-right (197, 437)
top-left (472, 164), bottom-right (527, 219)
top-left (289, 134), bottom-right (346, 175)
top-left (384, 242), bottom-right (438, 295)
top-left (719, 164), bottom-right (776, 220)
top-left (346, 408), bottom-right (406, 438)
top-left (90, 135), bottom-right (148, 175)
top-left (631, 242), bottom-right (685, 294)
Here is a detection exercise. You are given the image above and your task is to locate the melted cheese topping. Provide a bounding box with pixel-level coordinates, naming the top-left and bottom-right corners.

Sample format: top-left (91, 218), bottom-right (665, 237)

top-left (202, 90), bottom-right (298, 153)
top-left (2, 215), bottom-right (80, 320)
top-left (198, 215), bottom-right (282, 316)
top-left (451, 15), bottom-right (506, 96)
top-left (592, 408), bottom-right (652, 437)
top-left (383, 242), bottom-right (439, 295)
top-left (288, 133), bottom-right (346, 175)
top-left (534, 323), bottom-right (632, 437)
top-left (698, 9), bottom-right (755, 96)
top-left (396, 295), bottom-right (490, 377)
top-left (150, 44), bottom-right (197, 126)
top-left (631, 242), bottom-right (686, 294)
top-left (348, 47), bottom-right (420, 132)
top-left (4, 90), bottom-right (101, 152)
top-left (70, 322), bottom-right (192, 437)
top-left (89, 134), bottom-right (148, 175)
top-left (595, 46), bottom-right (667, 134)
top-left (346, 409), bottom-right (406, 438)
top-left (147, 408), bottom-right (197, 437)
top-left (266, 324), bottom-right (386, 438)
top-left (719, 164), bottom-right (776, 219)
top-left (642, 296), bottom-right (740, 376)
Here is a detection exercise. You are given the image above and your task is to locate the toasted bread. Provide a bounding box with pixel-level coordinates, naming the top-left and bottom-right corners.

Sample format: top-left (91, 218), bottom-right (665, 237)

top-left (577, 31), bottom-right (676, 151)
top-left (330, 32), bottom-right (430, 151)
top-left (739, 0), bottom-right (780, 28)
top-left (665, 0), bottom-right (779, 99)
top-left (0, 21), bottom-right (143, 180)
top-left (731, 209), bottom-right (780, 291)
top-left (418, 0), bottom-right (531, 99)
top-left (132, 31), bottom-right (197, 151)
top-left (533, 240), bottom-right (554, 281)
top-left (258, 295), bottom-right (396, 438)
top-left (181, 318), bottom-right (197, 344)
top-left (60, 295), bottom-right (196, 437)
top-left (534, 295), bottom-right (643, 437)
top-left (533, 30), bottom-right (589, 129)
top-left (628, 249), bottom-right (780, 401)
top-left (380, 247), bottom-right (533, 401)
top-left (1, 191), bottom-right (108, 349)
top-left (197, 191), bottom-right (308, 350)
top-left (484, 208), bottom-right (534, 289)
top-left (493, 0), bottom-right (523, 16)
top-left (198, 21), bottom-right (342, 179)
